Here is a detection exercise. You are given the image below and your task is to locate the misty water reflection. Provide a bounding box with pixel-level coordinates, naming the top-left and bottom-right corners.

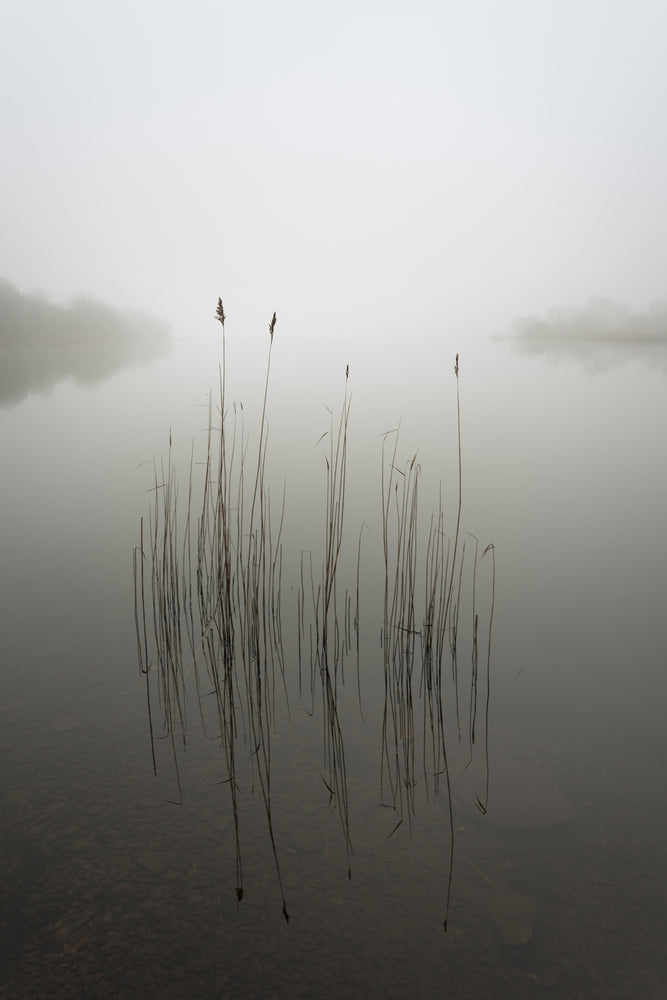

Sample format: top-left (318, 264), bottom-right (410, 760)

top-left (501, 296), bottom-right (667, 373)
top-left (0, 277), bottom-right (171, 407)
top-left (1, 322), bottom-right (666, 997)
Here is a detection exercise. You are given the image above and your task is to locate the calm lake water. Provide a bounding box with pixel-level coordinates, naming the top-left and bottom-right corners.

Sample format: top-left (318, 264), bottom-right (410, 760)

top-left (1, 329), bottom-right (666, 998)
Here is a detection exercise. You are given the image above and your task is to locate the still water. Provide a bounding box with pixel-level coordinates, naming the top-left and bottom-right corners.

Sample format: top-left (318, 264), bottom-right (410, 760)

top-left (1, 327), bottom-right (666, 998)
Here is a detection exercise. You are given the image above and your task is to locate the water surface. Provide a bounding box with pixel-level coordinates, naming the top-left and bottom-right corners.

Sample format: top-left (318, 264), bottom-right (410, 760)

top-left (1, 331), bottom-right (666, 998)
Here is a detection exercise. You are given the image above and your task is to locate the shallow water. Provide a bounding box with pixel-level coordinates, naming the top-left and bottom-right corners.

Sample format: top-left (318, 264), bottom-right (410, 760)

top-left (1, 333), bottom-right (666, 998)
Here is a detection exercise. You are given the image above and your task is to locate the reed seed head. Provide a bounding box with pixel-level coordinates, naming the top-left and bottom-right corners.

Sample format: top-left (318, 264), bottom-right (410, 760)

top-left (269, 311), bottom-right (277, 342)
top-left (215, 298), bottom-right (226, 326)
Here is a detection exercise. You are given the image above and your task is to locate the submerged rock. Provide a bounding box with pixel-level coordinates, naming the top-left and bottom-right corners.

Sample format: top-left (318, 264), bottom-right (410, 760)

top-left (458, 755), bottom-right (575, 828)
top-left (488, 891), bottom-right (536, 945)
top-left (136, 850), bottom-right (166, 875)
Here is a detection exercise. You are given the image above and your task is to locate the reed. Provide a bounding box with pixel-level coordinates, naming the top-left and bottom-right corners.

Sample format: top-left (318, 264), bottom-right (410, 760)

top-left (133, 304), bottom-right (494, 929)
top-left (293, 369), bottom-right (355, 875)
top-left (134, 302), bottom-right (290, 917)
top-left (376, 354), bottom-right (495, 931)
top-left (318, 370), bottom-right (353, 876)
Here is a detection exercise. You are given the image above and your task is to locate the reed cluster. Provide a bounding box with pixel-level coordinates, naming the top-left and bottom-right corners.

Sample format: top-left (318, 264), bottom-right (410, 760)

top-left (378, 356), bottom-right (495, 929)
top-left (134, 303), bottom-right (494, 930)
top-left (297, 369), bottom-right (354, 876)
top-left (135, 301), bottom-right (289, 918)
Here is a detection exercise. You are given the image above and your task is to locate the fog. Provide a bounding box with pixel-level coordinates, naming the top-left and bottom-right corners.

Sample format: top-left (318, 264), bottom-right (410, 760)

top-left (2, 5), bottom-right (667, 994)
top-left (1, 0), bottom-right (666, 353)
top-left (503, 297), bottom-right (667, 372)
top-left (0, 278), bottom-right (171, 406)
top-left (2, 0), bottom-right (665, 746)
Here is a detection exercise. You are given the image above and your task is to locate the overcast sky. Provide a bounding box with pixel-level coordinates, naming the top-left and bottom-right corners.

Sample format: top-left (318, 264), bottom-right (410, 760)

top-left (2, 0), bottom-right (666, 357)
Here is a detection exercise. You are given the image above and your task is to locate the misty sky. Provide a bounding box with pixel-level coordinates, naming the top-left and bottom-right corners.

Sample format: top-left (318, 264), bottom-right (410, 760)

top-left (2, 0), bottom-right (666, 358)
